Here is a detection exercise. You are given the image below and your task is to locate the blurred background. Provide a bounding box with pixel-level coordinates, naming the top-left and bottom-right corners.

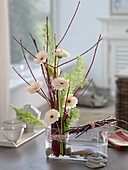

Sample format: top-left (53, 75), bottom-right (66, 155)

top-left (0, 0), bottom-right (128, 128)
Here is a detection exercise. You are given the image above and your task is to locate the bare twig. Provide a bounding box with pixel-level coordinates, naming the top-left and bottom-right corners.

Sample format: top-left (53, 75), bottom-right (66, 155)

top-left (29, 33), bottom-right (39, 53)
top-left (56, 1), bottom-right (80, 48)
top-left (67, 117), bottom-right (128, 137)
top-left (78, 79), bottom-right (93, 100)
top-left (20, 40), bottom-right (37, 81)
top-left (73, 35), bottom-right (101, 96)
top-left (46, 16), bottom-right (49, 53)
top-left (56, 37), bottom-right (102, 68)
top-left (12, 67), bottom-right (30, 85)
top-left (13, 37), bottom-right (36, 58)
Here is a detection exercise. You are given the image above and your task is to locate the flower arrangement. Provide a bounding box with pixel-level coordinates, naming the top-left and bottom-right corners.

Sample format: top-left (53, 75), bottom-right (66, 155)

top-left (11, 1), bottom-right (128, 159)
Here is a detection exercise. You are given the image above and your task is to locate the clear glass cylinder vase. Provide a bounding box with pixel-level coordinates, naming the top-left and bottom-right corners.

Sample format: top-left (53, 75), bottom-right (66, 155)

top-left (45, 127), bottom-right (108, 161)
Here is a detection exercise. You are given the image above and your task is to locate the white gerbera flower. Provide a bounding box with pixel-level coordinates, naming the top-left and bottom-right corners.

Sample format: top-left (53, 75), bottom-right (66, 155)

top-left (44, 109), bottom-right (60, 125)
top-left (52, 77), bottom-right (69, 90)
top-left (53, 48), bottom-right (70, 58)
top-left (63, 94), bottom-right (78, 109)
top-left (34, 51), bottom-right (48, 65)
top-left (27, 81), bottom-right (42, 94)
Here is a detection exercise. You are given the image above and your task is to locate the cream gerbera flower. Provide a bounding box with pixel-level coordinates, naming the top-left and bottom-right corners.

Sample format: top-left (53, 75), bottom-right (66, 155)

top-left (34, 51), bottom-right (48, 65)
top-left (63, 94), bottom-right (78, 109)
top-left (27, 81), bottom-right (42, 94)
top-left (52, 77), bottom-right (69, 90)
top-left (53, 48), bottom-right (70, 58)
top-left (44, 109), bottom-right (60, 125)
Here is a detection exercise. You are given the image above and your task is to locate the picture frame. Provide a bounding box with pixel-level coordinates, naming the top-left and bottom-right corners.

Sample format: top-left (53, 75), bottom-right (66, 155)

top-left (110, 0), bottom-right (128, 15)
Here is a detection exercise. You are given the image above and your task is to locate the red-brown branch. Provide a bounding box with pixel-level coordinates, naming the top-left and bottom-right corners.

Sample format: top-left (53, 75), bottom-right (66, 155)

top-left (67, 117), bottom-right (128, 137)
top-left (56, 1), bottom-right (80, 48)
top-left (41, 64), bottom-right (48, 85)
top-left (78, 79), bottom-right (93, 100)
top-left (73, 35), bottom-right (101, 96)
top-left (20, 40), bottom-right (49, 101)
top-left (80, 37), bottom-right (102, 56)
top-left (56, 37), bottom-right (102, 68)
top-left (46, 16), bottom-right (49, 53)
top-left (20, 40), bottom-right (37, 81)
top-left (12, 67), bottom-right (30, 85)
top-left (54, 34), bottom-right (57, 78)
top-left (13, 36), bottom-right (36, 58)
top-left (44, 63), bottom-right (54, 108)
top-left (13, 67), bottom-right (50, 101)
top-left (29, 33), bottom-right (39, 53)
top-left (84, 35), bottom-right (101, 78)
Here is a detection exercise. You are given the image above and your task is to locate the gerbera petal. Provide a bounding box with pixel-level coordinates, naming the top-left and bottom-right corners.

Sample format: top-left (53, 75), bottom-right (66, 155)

top-left (53, 48), bottom-right (70, 58)
top-left (44, 109), bottom-right (60, 125)
top-left (27, 81), bottom-right (42, 94)
top-left (52, 77), bottom-right (69, 90)
top-left (63, 94), bottom-right (78, 109)
top-left (34, 51), bottom-right (48, 65)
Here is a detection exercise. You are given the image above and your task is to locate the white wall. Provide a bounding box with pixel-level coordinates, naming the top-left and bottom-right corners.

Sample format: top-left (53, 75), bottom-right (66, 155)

top-left (54, 0), bottom-right (110, 86)
top-left (0, 0), bottom-right (10, 122)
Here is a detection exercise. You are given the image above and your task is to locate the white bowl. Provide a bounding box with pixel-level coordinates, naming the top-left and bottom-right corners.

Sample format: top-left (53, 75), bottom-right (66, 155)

top-left (0, 126), bottom-right (24, 143)
top-left (2, 119), bottom-right (26, 129)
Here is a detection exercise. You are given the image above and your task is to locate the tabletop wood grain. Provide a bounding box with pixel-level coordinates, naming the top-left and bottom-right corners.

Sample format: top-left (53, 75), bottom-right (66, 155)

top-left (0, 132), bottom-right (128, 170)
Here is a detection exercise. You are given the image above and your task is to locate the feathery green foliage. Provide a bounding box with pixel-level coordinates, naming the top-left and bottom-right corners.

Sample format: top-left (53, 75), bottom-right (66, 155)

top-left (43, 22), bottom-right (55, 60)
top-left (43, 22), bottom-right (60, 78)
top-left (64, 55), bottom-right (87, 94)
top-left (10, 104), bottom-right (45, 126)
top-left (64, 108), bottom-right (80, 129)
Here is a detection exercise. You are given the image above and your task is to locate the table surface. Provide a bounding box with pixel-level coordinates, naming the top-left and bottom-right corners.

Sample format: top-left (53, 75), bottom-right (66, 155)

top-left (0, 132), bottom-right (128, 170)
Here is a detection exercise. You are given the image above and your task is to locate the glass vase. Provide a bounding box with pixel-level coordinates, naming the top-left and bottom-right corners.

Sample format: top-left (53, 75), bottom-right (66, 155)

top-left (45, 127), bottom-right (108, 161)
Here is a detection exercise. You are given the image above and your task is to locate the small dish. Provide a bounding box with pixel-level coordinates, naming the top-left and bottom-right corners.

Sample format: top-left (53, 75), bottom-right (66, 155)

top-left (0, 126), bottom-right (24, 143)
top-left (2, 119), bottom-right (26, 129)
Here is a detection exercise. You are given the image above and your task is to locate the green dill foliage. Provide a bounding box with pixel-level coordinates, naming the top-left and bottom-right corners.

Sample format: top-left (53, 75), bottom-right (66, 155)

top-left (64, 56), bottom-right (87, 94)
top-left (64, 108), bottom-right (80, 129)
top-left (10, 105), bottom-right (45, 126)
top-left (43, 22), bottom-right (60, 78)
top-left (43, 22), bottom-right (55, 60)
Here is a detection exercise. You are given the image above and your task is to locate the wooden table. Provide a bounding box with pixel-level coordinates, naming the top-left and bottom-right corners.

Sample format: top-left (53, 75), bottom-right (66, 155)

top-left (0, 132), bottom-right (128, 170)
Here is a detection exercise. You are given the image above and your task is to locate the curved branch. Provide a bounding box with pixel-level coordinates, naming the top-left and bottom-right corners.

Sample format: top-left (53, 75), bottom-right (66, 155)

top-left (73, 35), bottom-right (101, 96)
top-left (20, 40), bottom-right (37, 81)
top-left (78, 79), bottom-right (93, 100)
top-left (13, 36), bottom-right (36, 58)
top-left (29, 33), bottom-right (39, 53)
top-left (12, 67), bottom-right (30, 85)
top-left (84, 35), bottom-right (101, 79)
top-left (56, 1), bottom-right (80, 48)
top-left (80, 37), bottom-right (102, 56)
top-left (46, 16), bottom-right (49, 53)
top-left (56, 37), bottom-right (102, 68)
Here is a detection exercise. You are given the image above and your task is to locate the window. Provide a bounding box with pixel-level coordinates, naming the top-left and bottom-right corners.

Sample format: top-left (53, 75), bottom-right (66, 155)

top-left (8, 0), bottom-right (52, 88)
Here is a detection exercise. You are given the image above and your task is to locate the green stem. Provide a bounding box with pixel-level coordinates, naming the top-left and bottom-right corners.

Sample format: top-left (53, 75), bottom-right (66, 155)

top-left (58, 90), bottom-right (64, 155)
top-left (56, 122), bottom-right (60, 133)
top-left (60, 142), bottom-right (63, 156)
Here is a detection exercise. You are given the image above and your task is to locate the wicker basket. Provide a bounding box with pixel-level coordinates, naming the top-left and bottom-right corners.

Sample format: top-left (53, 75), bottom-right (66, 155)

top-left (116, 78), bottom-right (128, 130)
